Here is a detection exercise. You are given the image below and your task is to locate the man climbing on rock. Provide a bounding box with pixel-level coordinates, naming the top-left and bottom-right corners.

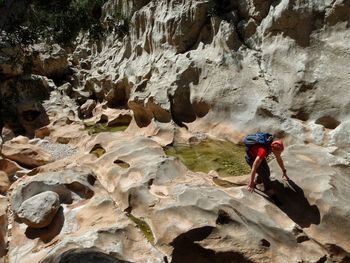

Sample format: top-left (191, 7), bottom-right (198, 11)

top-left (243, 133), bottom-right (289, 199)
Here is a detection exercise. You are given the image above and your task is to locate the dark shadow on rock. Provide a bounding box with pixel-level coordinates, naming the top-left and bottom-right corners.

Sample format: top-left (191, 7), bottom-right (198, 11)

top-left (271, 179), bottom-right (320, 228)
top-left (25, 206), bottom-right (64, 243)
top-left (171, 226), bottom-right (255, 263)
top-left (41, 248), bottom-right (131, 263)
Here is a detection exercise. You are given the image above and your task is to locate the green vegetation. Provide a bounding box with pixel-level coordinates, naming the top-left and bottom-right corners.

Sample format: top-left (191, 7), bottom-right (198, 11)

top-left (164, 139), bottom-right (250, 177)
top-left (83, 122), bottom-right (128, 135)
top-left (0, 0), bottom-right (107, 46)
top-left (127, 213), bottom-right (154, 243)
top-left (207, 0), bottom-right (233, 18)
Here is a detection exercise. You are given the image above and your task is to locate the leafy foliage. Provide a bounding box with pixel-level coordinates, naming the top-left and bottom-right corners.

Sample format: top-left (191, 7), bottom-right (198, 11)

top-left (207, 0), bottom-right (231, 18)
top-left (0, 0), bottom-right (107, 46)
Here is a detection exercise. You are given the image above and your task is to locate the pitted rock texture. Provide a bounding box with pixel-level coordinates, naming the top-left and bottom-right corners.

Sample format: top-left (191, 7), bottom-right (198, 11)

top-left (68, 0), bottom-right (350, 147)
top-left (1, 0), bottom-right (350, 262)
top-left (79, 132), bottom-right (349, 262)
top-left (8, 168), bottom-right (166, 263)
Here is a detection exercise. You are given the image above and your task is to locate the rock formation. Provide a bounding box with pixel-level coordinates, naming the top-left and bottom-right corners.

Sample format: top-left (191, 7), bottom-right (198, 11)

top-left (0, 0), bottom-right (350, 262)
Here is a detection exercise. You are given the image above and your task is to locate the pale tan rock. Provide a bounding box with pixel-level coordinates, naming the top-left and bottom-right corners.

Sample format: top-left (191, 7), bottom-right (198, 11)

top-left (8, 168), bottom-right (166, 263)
top-left (270, 144), bottom-right (350, 254)
top-left (2, 140), bottom-right (53, 168)
top-left (2, 0), bottom-right (350, 261)
top-left (81, 133), bottom-right (336, 262)
top-left (0, 172), bottom-right (10, 194)
top-left (0, 158), bottom-right (23, 177)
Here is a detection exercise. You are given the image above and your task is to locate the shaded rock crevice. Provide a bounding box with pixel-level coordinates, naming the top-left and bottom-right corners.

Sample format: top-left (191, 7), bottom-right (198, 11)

top-left (170, 226), bottom-right (255, 263)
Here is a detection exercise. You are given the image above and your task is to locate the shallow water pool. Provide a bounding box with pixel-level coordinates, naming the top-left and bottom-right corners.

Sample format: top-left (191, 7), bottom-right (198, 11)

top-left (164, 140), bottom-right (250, 177)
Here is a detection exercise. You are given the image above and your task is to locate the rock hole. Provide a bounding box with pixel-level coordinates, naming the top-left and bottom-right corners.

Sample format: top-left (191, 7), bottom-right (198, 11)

top-left (192, 100), bottom-right (210, 118)
top-left (147, 178), bottom-right (154, 188)
top-left (171, 226), bottom-right (255, 263)
top-left (296, 235), bottom-right (309, 243)
top-left (54, 248), bottom-right (129, 263)
top-left (216, 210), bottom-right (231, 225)
top-left (90, 144), bottom-right (106, 158)
top-left (315, 116), bottom-right (340, 129)
top-left (128, 101), bottom-right (153, 128)
top-left (291, 110), bottom-right (309, 121)
top-left (114, 159), bottom-right (130, 168)
top-left (106, 79), bottom-right (131, 108)
top-left (65, 182), bottom-right (94, 199)
top-left (108, 114), bottom-right (132, 126)
top-left (87, 174), bottom-right (96, 185)
top-left (259, 239), bottom-right (271, 247)
top-left (97, 114), bottom-right (108, 124)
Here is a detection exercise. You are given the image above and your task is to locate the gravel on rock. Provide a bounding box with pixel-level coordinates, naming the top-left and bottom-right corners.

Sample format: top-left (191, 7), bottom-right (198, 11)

top-left (38, 137), bottom-right (78, 161)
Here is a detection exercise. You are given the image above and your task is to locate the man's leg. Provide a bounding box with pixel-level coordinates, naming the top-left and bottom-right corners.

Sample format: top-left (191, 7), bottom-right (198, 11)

top-left (256, 159), bottom-right (273, 195)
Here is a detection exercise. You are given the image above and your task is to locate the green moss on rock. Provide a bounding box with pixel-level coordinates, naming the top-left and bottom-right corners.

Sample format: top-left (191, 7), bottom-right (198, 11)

top-left (164, 140), bottom-right (250, 177)
top-left (127, 213), bottom-right (154, 243)
top-left (84, 123), bottom-right (128, 135)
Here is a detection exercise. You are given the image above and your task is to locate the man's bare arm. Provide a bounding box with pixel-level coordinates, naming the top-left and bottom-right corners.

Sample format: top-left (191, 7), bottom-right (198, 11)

top-left (274, 153), bottom-right (289, 180)
top-left (248, 156), bottom-right (263, 192)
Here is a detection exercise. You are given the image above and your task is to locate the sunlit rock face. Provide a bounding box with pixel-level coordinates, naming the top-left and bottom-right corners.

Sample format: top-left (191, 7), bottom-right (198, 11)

top-left (1, 0), bottom-right (350, 262)
top-left (78, 0), bottom-right (349, 146)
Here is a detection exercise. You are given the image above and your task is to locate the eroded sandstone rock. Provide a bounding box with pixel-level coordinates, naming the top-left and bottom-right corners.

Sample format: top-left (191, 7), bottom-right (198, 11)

top-left (2, 139), bottom-right (53, 168)
top-left (0, 171), bottom-right (10, 194)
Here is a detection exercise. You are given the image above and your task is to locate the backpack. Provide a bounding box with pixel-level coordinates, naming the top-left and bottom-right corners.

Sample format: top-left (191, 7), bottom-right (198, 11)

top-left (243, 132), bottom-right (273, 153)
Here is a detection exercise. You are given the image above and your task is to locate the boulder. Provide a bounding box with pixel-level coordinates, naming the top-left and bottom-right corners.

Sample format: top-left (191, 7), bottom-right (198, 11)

top-left (16, 191), bottom-right (60, 228)
top-left (78, 99), bottom-right (97, 119)
top-left (2, 140), bottom-right (53, 168)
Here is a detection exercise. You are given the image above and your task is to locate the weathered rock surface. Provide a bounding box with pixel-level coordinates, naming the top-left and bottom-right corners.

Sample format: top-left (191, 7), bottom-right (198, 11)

top-left (0, 171), bottom-right (10, 194)
top-left (1, 0), bottom-right (350, 261)
top-left (8, 168), bottom-right (166, 263)
top-left (79, 132), bottom-right (349, 262)
top-left (0, 158), bottom-right (24, 178)
top-left (2, 138), bottom-right (53, 168)
top-left (72, 0), bottom-right (350, 148)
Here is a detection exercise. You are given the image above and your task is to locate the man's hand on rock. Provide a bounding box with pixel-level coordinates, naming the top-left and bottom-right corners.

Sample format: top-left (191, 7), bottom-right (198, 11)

top-left (282, 170), bottom-right (289, 181)
top-left (247, 181), bottom-right (255, 192)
